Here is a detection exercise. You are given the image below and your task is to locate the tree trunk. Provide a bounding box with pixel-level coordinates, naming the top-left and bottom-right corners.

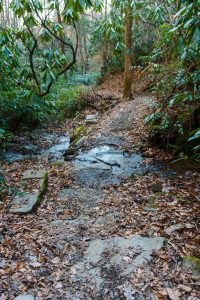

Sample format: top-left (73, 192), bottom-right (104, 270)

top-left (56, 1), bottom-right (67, 79)
top-left (101, 0), bottom-right (108, 75)
top-left (123, 0), bottom-right (132, 99)
top-left (83, 33), bottom-right (89, 73)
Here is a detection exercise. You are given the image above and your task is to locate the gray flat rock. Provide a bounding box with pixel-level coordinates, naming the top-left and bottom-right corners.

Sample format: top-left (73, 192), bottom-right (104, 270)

top-left (75, 162), bottom-right (111, 170)
top-left (74, 146), bottom-right (143, 181)
top-left (10, 193), bottom-right (38, 215)
top-left (165, 223), bottom-right (195, 235)
top-left (72, 235), bottom-right (165, 288)
top-left (143, 206), bottom-right (158, 212)
top-left (86, 114), bottom-right (97, 124)
top-left (22, 169), bottom-right (46, 180)
top-left (58, 187), bottom-right (105, 205)
top-left (14, 295), bottom-right (34, 300)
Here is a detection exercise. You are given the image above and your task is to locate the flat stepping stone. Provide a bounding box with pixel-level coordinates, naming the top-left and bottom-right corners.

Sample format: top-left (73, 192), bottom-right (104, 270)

top-left (10, 172), bottom-right (48, 215)
top-left (14, 295), bottom-right (34, 300)
top-left (10, 193), bottom-right (39, 215)
top-left (86, 114), bottom-right (97, 124)
top-left (72, 235), bottom-right (165, 288)
top-left (22, 169), bottom-right (46, 180)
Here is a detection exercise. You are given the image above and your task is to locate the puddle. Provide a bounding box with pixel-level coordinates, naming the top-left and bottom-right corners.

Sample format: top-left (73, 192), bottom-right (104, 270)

top-left (0, 152), bottom-right (28, 163)
top-left (1, 133), bottom-right (70, 163)
top-left (43, 136), bottom-right (70, 160)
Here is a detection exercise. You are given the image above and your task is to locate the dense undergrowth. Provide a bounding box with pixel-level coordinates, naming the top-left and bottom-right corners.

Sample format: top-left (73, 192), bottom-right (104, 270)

top-left (141, 1), bottom-right (200, 160)
top-left (0, 71), bottom-right (101, 147)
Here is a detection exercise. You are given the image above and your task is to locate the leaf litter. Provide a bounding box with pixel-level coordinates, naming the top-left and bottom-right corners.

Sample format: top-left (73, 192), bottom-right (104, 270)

top-left (0, 76), bottom-right (199, 300)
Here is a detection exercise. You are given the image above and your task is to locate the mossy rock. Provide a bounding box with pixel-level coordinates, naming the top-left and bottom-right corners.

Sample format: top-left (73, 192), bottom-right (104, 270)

top-left (70, 126), bottom-right (87, 143)
top-left (183, 256), bottom-right (200, 275)
top-left (50, 161), bottom-right (64, 167)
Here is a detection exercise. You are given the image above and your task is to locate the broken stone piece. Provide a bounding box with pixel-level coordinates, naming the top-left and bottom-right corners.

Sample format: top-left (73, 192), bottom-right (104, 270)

top-left (10, 172), bottom-right (48, 215)
top-left (164, 223), bottom-right (195, 235)
top-left (10, 193), bottom-right (38, 215)
top-left (143, 206), bottom-right (158, 212)
top-left (22, 169), bottom-right (46, 180)
top-left (86, 114), bottom-right (97, 124)
top-left (14, 295), bottom-right (34, 300)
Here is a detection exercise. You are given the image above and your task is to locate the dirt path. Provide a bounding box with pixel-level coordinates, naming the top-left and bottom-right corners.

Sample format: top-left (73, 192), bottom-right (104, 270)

top-left (0, 91), bottom-right (200, 300)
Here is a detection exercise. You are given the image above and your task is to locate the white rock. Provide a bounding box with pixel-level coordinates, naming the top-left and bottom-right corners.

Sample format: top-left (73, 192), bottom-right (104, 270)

top-left (14, 295), bottom-right (34, 300)
top-left (86, 114), bottom-right (97, 124)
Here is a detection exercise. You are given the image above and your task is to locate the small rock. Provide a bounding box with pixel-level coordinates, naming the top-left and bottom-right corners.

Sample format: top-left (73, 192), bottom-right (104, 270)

top-left (54, 282), bottom-right (63, 289)
top-left (178, 284), bottom-right (192, 292)
top-left (182, 256), bottom-right (200, 275)
top-left (165, 223), bottom-right (195, 235)
top-left (151, 182), bottom-right (163, 193)
top-left (166, 287), bottom-right (180, 300)
top-left (86, 114), bottom-right (97, 124)
top-left (143, 206), bottom-right (158, 212)
top-left (14, 295), bottom-right (34, 300)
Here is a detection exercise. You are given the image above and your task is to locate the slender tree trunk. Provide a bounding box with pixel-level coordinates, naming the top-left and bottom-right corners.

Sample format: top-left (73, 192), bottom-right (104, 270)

top-left (101, 0), bottom-right (108, 75)
top-left (56, 1), bottom-right (67, 79)
top-left (83, 33), bottom-right (89, 73)
top-left (123, 0), bottom-right (132, 99)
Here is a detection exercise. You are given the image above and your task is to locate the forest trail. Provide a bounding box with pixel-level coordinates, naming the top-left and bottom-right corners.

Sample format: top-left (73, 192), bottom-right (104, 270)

top-left (1, 85), bottom-right (200, 299)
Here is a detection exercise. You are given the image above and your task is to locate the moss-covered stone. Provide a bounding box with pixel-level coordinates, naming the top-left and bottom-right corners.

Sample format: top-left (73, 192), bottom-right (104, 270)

top-left (183, 256), bottom-right (200, 275)
top-left (70, 126), bottom-right (87, 143)
top-left (50, 160), bottom-right (63, 167)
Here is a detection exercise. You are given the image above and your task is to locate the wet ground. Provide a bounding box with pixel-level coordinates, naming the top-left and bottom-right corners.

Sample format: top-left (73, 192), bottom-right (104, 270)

top-left (1, 94), bottom-right (200, 300)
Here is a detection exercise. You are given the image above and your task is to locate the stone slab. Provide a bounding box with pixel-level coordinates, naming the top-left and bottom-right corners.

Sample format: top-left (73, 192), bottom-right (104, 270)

top-left (72, 235), bottom-right (165, 288)
top-left (22, 169), bottom-right (46, 180)
top-left (14, 295), bottom-right (34, 300)
top-left (10, 193), bottom-right (38, 215)
top-left (86, 114), bottom-right (97, 124)
top-left (10, 172), bottom-right (48, 215)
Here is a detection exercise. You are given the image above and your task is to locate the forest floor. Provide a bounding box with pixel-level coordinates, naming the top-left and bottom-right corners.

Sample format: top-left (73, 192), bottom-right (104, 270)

top-left (0, 75), bottom-right (200, 300)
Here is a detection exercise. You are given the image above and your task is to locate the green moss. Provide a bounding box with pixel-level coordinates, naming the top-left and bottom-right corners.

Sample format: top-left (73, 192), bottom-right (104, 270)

top-left (146, 203), bottom-right (158, 209)
top-left (33, 172), bottom-right (48, 211)
top-left (75, 126), bottom-right (86, 134)
top-left (183, 256), bottom-right (200, 274)
top-left (70, 126), bottom-right (87, 143)
top-left (51, 161), bottom-right (63, 167)
top-left (149, 195), bottom-right (156, 202)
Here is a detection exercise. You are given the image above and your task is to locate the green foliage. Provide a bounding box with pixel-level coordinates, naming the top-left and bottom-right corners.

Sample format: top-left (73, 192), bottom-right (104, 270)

top-left (0, 88), bottom-right (55, 129)
top-left (0, 168), bottom-right (7, 198)
top-left (142, 0), bottom-right (200, 158)
top-left (0, 0), bottom-right (100, 97)
top-left (70, 72), bottom-right (101, 85)
top-left (47, 81), bottom-right (86, 118)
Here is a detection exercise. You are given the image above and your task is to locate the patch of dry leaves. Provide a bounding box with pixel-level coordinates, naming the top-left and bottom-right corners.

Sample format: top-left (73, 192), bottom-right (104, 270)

top-left (0, 75), bottom-right (199, 299)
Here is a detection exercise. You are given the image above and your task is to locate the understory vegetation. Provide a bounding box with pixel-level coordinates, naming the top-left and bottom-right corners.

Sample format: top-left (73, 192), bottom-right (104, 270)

top-left (0, 0), bottom-right (199, 159)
